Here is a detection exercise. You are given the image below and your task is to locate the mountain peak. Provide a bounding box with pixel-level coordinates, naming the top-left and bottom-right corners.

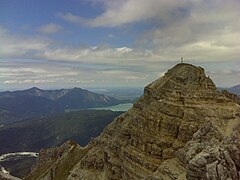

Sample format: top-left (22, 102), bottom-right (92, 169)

top-left (144, 63), bottom-right (216, 100)
top-left (29, 87), bottom-right (41, 91)
top-left (72, 87), bottom-right (83, 91)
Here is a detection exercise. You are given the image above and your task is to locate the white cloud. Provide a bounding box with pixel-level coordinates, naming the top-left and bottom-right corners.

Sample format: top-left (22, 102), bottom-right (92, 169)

top-left (56, 0), bottom-right (240, 62)
top-left (2, 0), bottom-right (240, 64)
top-left (38, 23), bottom-right (63, 34)
top-left (58, 13), bottom-right (84, 24)
top-left (108, 33), bottom-right (115, 38)
top-left (132, 0), bottom-right (240, 62)
top-left (60, 0), bottom-right (188, 27)
top-left (4, 80), bottom-right (18, 84)
top-left (116, 47), bottom-right (132, 53)
top-left (40, 46), bottom-right (152, 64)
top-left (0, 26), bottom-right (51, 58)
top-left (0, 61), bottom-right (82, 87)
top-left (1, 0), bottom-right (240, 89)
top-left (75, 80), bottom-right (95, 83)
top-left (0, 27), bottom-right (151, 65)
top-left (4, 79), bottom-right (57, 84)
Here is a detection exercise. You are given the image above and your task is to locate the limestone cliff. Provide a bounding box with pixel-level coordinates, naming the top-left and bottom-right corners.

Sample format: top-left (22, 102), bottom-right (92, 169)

top-left (25, 63), bottom-right (240, 180)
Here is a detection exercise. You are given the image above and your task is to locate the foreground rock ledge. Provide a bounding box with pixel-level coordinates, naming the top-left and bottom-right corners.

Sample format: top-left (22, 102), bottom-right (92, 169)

top-left (25, 63), bottom-right (240, 180)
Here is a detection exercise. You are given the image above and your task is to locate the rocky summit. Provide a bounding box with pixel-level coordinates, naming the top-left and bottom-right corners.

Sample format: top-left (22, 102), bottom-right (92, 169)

top-left (25, 63), bottom-right (240, 180)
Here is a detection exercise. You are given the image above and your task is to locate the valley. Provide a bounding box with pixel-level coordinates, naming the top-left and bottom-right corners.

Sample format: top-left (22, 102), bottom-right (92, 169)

top-left (0, 110), bottom-right (124, 178)
top-left (0, 110), bottom-right (123, 154)
top-left (0, 86), bottom-right (136, 179)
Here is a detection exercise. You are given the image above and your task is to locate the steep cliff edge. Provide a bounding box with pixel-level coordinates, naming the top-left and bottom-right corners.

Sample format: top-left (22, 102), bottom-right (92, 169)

top-left (25, 63), bottom-right (240, 180)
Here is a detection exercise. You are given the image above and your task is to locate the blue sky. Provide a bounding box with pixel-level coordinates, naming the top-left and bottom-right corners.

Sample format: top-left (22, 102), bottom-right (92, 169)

top-left (0, 0), bottom-right (240, 90)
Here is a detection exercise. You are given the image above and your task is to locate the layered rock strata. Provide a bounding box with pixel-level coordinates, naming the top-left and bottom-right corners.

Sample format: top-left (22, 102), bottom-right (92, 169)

top-left (26, 63), bottom-right (240, 180)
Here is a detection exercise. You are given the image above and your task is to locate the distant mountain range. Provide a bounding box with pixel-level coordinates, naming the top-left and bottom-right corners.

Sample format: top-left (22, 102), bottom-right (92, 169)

top-left (0, 87), bottom-right (125, 125)
top-left (227, 84), bottom-right (240, 96)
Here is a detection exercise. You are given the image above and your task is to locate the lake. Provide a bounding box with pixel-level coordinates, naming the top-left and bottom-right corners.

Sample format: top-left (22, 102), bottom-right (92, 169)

top-left (0, 152), bottom-right (38, 178)
top-left (91, 103), bottom-right (133, 111)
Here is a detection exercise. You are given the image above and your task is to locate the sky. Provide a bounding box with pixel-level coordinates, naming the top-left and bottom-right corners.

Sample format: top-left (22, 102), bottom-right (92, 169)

top-left (0, 0), bottom-right (240, 90)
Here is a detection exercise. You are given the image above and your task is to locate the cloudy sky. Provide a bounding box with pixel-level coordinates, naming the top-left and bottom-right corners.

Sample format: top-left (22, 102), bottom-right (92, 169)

top-left (0, 0), bottom-right (239, 90)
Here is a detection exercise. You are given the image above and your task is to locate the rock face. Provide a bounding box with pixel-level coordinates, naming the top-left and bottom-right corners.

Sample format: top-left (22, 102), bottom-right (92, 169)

top-left (26, 63), bottom-right (240, 180)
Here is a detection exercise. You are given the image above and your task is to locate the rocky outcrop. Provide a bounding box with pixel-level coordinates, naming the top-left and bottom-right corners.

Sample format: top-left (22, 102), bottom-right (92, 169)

top-left (222, 89), bottom-right (240, 105)
top-left (26, 63), bottom-right (240, 180)
top-left (177, 122), bottom-right (240, 180)
top-left (0, 172), bottom-right (21, 180)
top-left (25, 140), bottom-right (89, 180)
